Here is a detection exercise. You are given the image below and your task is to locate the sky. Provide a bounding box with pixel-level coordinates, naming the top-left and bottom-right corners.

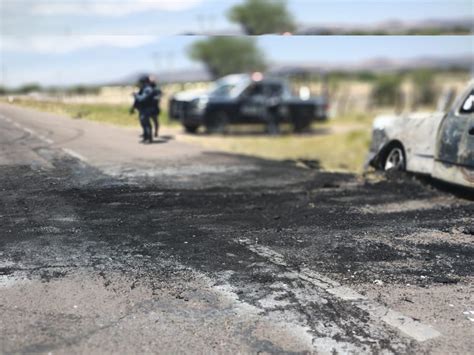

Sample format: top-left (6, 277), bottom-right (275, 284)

top-left (1, 0), bottom-right (473, 87)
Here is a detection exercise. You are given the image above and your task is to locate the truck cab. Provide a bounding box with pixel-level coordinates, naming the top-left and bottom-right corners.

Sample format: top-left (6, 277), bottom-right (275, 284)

top-left (169, 73), bottom-right (328, 134)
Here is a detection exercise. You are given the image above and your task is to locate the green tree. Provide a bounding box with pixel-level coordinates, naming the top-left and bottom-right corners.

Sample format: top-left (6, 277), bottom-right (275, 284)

top-left (411, 69), bottom-right (436, 105)
top-left (228, 0), bottom-right (296, 35)
top-left (189, 37), bottom-right (267, 79)
top-left (16, 83), bottom-right (42, 94)
top-left (356, 71), bottom-right (377, 82)
top-left (68, 85), bottom-right (100, 96)
top-left (372, 74), bottom-right (402, 106)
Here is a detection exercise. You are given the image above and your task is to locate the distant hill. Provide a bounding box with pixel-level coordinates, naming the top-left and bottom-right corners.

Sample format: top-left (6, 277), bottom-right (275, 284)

top-left (115, 54), bottom-right (473, 85)
top-left (177, 17), bottom-right (472, 36)
top-left (296, 17), bottom-right (473, 35)
top-left (115, 69), bottom-right (213, 86)
top-left (269, 54), bottom-right (474, 75)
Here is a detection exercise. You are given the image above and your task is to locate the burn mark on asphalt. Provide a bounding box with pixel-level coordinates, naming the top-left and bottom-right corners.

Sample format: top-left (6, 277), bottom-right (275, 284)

top-left (1, 156), bottom-right (472, 352)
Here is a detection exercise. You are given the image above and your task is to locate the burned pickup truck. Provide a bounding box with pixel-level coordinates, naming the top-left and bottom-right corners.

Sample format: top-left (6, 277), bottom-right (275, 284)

top-left (367, 81), bottom-right (474, 189)
top-left (169, 73), bottom-right (328, 134)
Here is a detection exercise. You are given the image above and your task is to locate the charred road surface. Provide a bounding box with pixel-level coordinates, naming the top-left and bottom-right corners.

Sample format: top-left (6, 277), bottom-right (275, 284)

top-left (0, 104), bottom-right (473, 354)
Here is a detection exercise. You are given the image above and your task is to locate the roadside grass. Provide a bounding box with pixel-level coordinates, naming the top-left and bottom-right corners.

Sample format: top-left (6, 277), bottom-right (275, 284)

top-left (2, 98), bottom-right (176, 127)
top-left (183, 125), bottom-right (372, 173)
top-left (4, 98), bottom-right (375, 173)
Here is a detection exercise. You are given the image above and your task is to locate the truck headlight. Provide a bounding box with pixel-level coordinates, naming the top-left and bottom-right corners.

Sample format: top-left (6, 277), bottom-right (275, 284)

top-left (197, 97), bottom-right (208, 111)
top-left (191, 97), bottom-right (208, 114)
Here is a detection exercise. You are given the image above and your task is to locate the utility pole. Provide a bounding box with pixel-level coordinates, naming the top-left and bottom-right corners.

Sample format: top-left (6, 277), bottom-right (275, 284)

top-left (197, 14), bottom-right (205, 34)
top-left (166, 51), bottom-right (175, 71)
top-left (208, 14), bottom-right (216, 33)
top-left (1, 62), bottom-right (7, 89)
top-left (153, 51), bottom-right (163, 74)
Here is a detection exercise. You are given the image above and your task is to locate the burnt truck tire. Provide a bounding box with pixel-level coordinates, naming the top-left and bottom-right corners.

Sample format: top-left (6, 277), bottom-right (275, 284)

top-left (184, 125), bottom-right (199, 134)
top-left (383, 144), bottom-right (406, 171)
top-left (205, 111), bottom-right (229, 134)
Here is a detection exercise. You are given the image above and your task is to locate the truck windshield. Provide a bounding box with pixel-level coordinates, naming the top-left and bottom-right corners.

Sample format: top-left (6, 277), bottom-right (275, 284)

top-left (209, 77), bottom-right (251, 98)
top-left (210, 84), bottom-right (238, 97)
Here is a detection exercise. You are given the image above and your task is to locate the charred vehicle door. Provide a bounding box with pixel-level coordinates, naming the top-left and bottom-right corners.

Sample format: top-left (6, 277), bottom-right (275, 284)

top-left (436, 87), bottom-right (474, 167)
top-left (434, 85), bottom-right (474, 186)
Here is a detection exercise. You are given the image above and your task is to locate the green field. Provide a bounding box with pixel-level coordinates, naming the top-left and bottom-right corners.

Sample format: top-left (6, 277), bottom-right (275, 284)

top-left (4, 98), bottom-right (375, 173)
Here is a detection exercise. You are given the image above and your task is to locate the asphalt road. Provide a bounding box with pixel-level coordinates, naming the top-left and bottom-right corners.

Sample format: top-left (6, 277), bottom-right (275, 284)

top-left (0, 103), bottom-right (473, 354)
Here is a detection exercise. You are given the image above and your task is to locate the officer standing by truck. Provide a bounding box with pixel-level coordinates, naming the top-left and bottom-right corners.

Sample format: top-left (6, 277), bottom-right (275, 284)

top-left (149, 77), bottom-right (162, 138)
top-left (130, 75), bottom-right (156, 144)
top-left (264, 84), bottom-right (282, 135)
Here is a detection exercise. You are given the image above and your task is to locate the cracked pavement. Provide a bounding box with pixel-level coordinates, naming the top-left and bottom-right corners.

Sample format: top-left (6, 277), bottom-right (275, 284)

top-left (0, 104), bottom-right (473, 354)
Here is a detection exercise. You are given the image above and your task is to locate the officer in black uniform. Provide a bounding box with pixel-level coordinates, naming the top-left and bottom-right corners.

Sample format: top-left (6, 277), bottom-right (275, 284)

top-left (130, 76), bottom-right (155, 143)
top-left (264, 85), bottom-right (281, 135)
top-left (149, 77), bottom-right (162, 138)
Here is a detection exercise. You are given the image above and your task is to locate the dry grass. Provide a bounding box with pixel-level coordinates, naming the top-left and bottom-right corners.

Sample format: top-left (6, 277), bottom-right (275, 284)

top-left (5, 98), bottom-right (375, 173)
top-left (182, 122), bottom-right (372, 173)
top-left (3, 98), bottom-right (175, 127)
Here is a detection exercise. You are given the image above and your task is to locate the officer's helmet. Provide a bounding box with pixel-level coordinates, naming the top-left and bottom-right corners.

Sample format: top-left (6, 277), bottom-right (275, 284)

top-left (138, 75), bottom-right (151, 86)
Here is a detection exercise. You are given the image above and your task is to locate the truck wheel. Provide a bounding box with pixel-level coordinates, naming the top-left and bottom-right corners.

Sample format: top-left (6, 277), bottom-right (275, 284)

top-left (205, 111), bottom-right (229, 134)
top-left (266, 121), bottom-right (280, 135)
top-left (184, 125), bottom-right (199, 134)
top-left (293, 118), bottom-right (311, 133)
top-left (384, 144), bottom-right (406, 171)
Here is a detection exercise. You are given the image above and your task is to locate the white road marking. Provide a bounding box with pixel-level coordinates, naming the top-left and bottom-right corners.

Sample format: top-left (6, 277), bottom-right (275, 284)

top-left (1, 113), bottom-right (88, 162)
top-left (0, 114), bottom-right (12, 123)
top-left (38, 135), bottom-right (54, 144)
top-left (23, 127), bottom-right (35, 136)
top-left (62, 148), bottom-right (88, 162)
top-left (237, 238), bottom-right (441, 343)
top-left (358, 301), bottom-right (442, 342)
top-left (0, 114), bottom-right (55, 145)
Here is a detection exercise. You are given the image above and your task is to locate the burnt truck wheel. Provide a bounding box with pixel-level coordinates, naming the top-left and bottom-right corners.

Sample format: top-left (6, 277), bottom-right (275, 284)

top-left (184, 125), bottom-right (199, 134)
top-left (205, 111), bottom-right (229, 134)
top-left (384, 144), bottom-right (406, 171)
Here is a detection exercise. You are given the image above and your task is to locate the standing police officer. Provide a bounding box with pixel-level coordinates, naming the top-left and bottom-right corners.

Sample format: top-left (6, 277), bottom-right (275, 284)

top-left (264, 88), bottom-right (281, 135)
top-left (149, 77), bottom-right (162, 138)
top-left (130, 75), bottom-right (155, 144)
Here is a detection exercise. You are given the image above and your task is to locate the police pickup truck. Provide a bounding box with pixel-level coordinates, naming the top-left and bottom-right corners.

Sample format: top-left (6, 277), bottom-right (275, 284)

top-left (169, 73), bottom-right (328, 133)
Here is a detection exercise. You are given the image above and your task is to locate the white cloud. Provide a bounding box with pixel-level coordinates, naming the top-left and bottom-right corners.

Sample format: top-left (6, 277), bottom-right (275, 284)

top-left (30, 0), bottom-right (205, 17)
top-left (2, 35), bottom-right (159, 54)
